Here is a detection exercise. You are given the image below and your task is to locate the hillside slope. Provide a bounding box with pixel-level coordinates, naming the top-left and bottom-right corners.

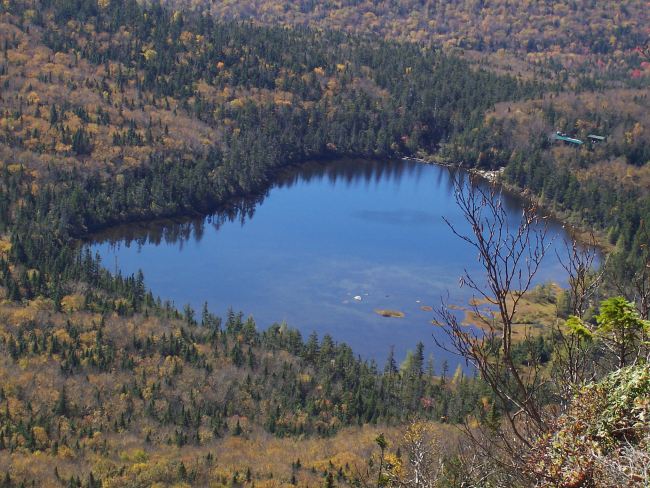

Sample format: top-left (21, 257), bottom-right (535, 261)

top-left (0, 0), bottom-right (649, 486)
top-left (0, 296), bottom-right (479, 486)
top-left (167, 0), bottom-right (650, 81)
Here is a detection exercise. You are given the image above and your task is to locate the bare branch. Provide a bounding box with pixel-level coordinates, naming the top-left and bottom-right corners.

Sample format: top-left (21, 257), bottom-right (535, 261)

top-left (435, 174), bottom-right (553, 472)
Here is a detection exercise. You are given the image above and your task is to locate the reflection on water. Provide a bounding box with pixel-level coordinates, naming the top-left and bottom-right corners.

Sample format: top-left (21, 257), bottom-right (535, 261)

top-left (90, 159), bottom-right (587, 367)
top-left (90, 197), bottom-right (262, 249)
top-left (91, 160), bottom-right (453, 249)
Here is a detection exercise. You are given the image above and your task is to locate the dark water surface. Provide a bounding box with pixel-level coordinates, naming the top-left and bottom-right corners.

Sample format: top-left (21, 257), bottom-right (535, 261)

top-left (90, 159), bottom-right (579, 367)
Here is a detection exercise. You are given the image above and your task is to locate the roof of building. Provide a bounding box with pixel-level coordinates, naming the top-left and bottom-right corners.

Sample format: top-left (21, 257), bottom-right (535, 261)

top-left (553, 134), bottom-right (584, 145)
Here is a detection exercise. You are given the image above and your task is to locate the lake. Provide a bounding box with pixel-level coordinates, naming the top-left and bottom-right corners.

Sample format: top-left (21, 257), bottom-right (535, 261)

top-left (90, 159), bottom-right (579, 368)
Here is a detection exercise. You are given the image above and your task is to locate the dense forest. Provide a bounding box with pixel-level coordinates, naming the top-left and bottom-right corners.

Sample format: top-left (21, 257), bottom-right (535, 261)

top-left (0, 292), bottom-right (502, 485)
top-left (166, 0), bottom-right (648, 56)
top-left (0, 0), bottom-right (649, 485)
top-left (0, 0), bottom-right (542, 484)
top-left (167, 0), bottom-right (649, 82)
top-left (444, 88), bottom-right (650, 287)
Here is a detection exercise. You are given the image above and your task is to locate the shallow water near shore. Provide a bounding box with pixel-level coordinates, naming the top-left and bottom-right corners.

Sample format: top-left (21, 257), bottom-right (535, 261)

top-left (90, 159), bottom-right (585, 367)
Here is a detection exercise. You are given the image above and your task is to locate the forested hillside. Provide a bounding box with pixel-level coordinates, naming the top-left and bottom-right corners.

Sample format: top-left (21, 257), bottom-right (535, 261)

top-left (0, 294), bottom-right (490, 485)
top-left (166, 0), bottom-right (650, 55)
top-left (0, 0), bottom-right (538, 484)
top-left (0, 0), bottom-right (538, 234)
top-left (0, 0), bottom-right (649, 485)
top-left (444, 87), bottom-right (650, 290)
top-left (167, 0), bottom-right (650, 82)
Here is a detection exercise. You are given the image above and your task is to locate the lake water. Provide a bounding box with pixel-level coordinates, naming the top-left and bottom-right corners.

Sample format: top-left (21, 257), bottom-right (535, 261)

top-left (90, 159), bottom-right (579, 368)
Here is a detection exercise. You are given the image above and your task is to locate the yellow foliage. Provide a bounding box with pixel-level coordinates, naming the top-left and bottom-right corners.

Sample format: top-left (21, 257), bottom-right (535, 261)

top-left (10, 307), bottom-right (37, 325)
top-left (55, 142), bottom-right (72, 153)
top-left (326, 79), bottom-right (338, 91)
top-left (160, 355), bottom-right (183, 376)
top-left (80, 330), bottom-right (97, 345)
top-left (7, 51), bottom-right (29, 65)
top-left (85, 431), bottom-right (103, 449)
top-left (0, 238), bottom-right (11, 254)
top-left (142, 48), bottom-right (157, 62)
top-left (129, 462), bottom-right (149, 473)
top-left (26, 91), bottom-right (40, 104)
top-left (119, 448), bottom-right (149, 463)
top-left (312, 451), bottom-right (363, 472)
top-left (384, 452), bottom-right (402, 478)
top-left (26, 269), bottom-right (39, 281)
top-left (61, 294), bottom-right (84, 313)
top-left (198, 426), bottom-right (214, 443)
top-left (23, 8), bottom-right (37, 21)
top-left (180, 31), bottom-right (195, 45)
top-left (273, 95), bottom-right (292, 106)
top-left (480, 396), bottom-right (491, 410)
top-left (58, 445), bottom-right (75, 459)
top-left (53, 328), bottom-right (72, 344)
top-left (230, 98), bottom-right (245, 109)
top-left (113, 297), bottom-right (130, 310)
top-left (32, 426), bottom-right (49, 447)
top-left (253, 480), bottom-right (286, 488)
top-left (53, 52), bottom-right (70, 65)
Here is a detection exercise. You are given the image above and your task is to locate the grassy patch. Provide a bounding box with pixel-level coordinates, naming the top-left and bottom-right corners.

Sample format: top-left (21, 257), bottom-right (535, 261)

top-left (459, 283), bottom-right (563, 340)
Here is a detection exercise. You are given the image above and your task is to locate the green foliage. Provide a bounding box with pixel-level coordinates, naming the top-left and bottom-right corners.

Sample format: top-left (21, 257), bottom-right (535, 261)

top-left (594, 297), bottom-right (649, 366)
top-left (565, 315), bottom-right (593, 341)
top-left (596, 297), bottom-right (649, 337)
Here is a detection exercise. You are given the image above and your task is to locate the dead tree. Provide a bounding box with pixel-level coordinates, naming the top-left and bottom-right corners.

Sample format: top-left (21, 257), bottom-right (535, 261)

top-left (556, 235), bottom-right (602, 319)
top-left (390, 422), bottom-right (443, 488)
top-left (631, 222), bottom-right (650, 321)
top-left (434, 176), bottom-right (552, 469)
top-left (551, 236), bottom-right (603, 399)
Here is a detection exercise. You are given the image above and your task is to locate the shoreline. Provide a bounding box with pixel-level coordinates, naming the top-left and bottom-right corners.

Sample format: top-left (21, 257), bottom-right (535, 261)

top-left (401, 155), bottom-right (611, 255)
top-left (85, 153), bottom-right (610, 258)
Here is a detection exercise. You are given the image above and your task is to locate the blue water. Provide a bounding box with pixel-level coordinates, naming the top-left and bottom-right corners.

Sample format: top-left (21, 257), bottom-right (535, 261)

top-left (90, 159), bottom-right (578, 368)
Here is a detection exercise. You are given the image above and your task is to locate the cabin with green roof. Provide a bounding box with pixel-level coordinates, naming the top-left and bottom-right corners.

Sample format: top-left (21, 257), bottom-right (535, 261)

top-left (553, 131), bottom-right (583, 146)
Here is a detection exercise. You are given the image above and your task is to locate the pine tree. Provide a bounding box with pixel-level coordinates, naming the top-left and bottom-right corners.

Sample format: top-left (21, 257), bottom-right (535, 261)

top-left (54, 386), bottom-right (69, 416)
